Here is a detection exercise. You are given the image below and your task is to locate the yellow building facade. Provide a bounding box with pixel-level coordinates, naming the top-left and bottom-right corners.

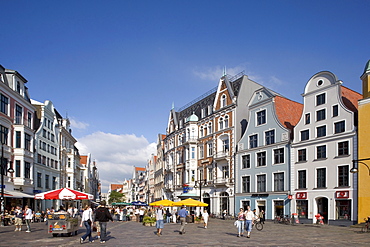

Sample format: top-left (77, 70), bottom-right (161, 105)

top-left (358, 60), bottom-right (370, 223)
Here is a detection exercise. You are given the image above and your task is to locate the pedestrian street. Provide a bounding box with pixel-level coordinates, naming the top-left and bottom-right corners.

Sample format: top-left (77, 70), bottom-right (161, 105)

top-left (0, 218), bottom-right (369, 246)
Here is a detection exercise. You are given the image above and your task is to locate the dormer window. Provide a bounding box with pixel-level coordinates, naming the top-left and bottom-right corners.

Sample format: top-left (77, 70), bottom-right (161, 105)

top-left (16, 81), bottom-right (21, 94)
top-left (257, 110), bottom-right (266, 125)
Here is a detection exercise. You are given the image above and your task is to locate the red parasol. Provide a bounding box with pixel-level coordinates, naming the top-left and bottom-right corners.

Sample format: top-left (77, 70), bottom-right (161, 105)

top-left (34, 188), bottom-right (94, 200)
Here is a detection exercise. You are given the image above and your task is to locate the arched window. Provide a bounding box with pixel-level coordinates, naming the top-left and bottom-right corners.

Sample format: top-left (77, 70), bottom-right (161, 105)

top-left (219, 117), bottom-right (224, 130)
top-left (208, 122), bottom-right (212, 134)
top-left (224, 115), bottom-right (229, 128)
top-left (200, 126), bottom-right (204, 137)
top-left (220, 192), bottom-right (229, 215)
top-left (221, 94), bottom-right (226, 108)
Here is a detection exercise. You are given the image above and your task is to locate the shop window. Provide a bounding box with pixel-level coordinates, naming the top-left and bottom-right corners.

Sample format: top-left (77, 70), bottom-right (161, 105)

top-left (297, 200), bottom-right (308, 218)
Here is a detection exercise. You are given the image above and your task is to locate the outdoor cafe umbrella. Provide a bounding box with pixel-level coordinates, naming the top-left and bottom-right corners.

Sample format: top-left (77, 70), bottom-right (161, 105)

top-left (149, 199), bottom-right (174, 207)
top-left (172, 198), bottom-right (208, 207)
top-left (112, 202), bottom-right (132, 206)
top-left (131, 201), bottom-right (149, 207)
top-left (34, 188), bottom-right (94, 200)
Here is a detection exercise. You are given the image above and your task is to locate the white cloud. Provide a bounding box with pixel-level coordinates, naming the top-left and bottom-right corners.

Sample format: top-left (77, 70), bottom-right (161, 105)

top-left (75, 132), bottom-right (156, 193)
top-left (69, 118), bottom-right (89, 130)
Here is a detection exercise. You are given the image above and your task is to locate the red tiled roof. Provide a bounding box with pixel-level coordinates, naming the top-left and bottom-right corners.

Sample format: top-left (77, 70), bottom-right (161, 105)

top-left (135, 167), bottom-right (146, 171)
top-left (341, 86), bottom-right (362, 112)
top-left (110, 184), bottom-right (123, 191)
top-left (275, 96), bottom-right (303, 130)
top-left (80, 155), bottom-right (87, 165)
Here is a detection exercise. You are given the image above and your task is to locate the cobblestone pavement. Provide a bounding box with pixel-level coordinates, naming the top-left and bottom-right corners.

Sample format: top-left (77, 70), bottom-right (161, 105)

top-left (0, 219), bottom-right (369, 246)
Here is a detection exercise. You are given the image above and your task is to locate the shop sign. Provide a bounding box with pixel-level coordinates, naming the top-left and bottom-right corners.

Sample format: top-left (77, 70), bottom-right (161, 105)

top-left (336, 191), bottom-right (349, 198)
top-left (296, 192), bottom-right (307, 199)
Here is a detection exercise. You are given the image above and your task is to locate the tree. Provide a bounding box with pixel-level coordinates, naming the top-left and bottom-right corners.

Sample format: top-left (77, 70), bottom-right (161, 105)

top-left (108, 190), bottom-right (126, 204)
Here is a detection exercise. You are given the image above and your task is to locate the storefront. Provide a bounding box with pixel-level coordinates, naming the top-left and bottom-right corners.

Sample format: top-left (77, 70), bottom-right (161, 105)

top-left (335, 191), bottom-right (351, 221)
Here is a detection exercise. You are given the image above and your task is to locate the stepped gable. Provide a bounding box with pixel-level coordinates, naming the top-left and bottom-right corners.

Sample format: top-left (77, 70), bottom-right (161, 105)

top-left (275, 95), bottom-right (303, 130)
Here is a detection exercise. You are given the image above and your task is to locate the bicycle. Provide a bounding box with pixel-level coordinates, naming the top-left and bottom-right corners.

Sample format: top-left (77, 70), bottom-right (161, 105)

top-left (252, 219), bottom-right (263, 231)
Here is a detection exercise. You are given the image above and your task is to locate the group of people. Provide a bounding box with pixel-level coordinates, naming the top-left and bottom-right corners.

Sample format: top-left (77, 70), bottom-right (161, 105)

top-left (154, 205), bottom-right (209, 236)
top-left (2, 205), bottom-right (34, 232)
top-left (235, 206), bottom-right (264, 238)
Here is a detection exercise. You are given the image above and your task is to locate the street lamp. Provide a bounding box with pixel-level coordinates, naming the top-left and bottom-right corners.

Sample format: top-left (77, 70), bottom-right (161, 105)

top-left (350, 158), bottom-right (370, 176)
top-left (1, 133), bottom-right (14, 226)
top-left (195, 179), bottom-right (207, 202)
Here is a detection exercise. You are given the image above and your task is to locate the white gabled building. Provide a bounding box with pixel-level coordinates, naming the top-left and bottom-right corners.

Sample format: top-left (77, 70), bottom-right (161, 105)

top-left (32, 99), bottom-right (61, 211)
top-left (291, 71), bottom-right (361, 225)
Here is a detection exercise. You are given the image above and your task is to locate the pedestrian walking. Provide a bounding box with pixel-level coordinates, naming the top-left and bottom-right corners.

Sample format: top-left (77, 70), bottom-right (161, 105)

top-left (236, 208), bottom-right (245, 237)
top-left (202, 209), bottom-right (209, 229)
top-left (165, 208), bottom-right (171, 223)
top-left (155, 205), bottom-right (164, 236)
top-left (24, 205), bottom-right (33, 232)
top-left (94, 201), bottom-right (114, 244)
top-left (172, 209), bottom-right (177, 223)
top-left (14, 205), bottom-right (23, 231)
top-left (245, 206), bottom-right (255, 238)
top-left (139, 207), bottom-right (145, 222)
top-left (178, 205), bottom-right (188, 235)
top-left (80, 205), bottom-right (94, 244)
top-left (259, 210), bottom-right (265, 224)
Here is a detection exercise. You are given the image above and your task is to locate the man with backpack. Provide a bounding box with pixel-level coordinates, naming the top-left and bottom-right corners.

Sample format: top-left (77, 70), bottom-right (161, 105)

top-left (94, 201), bottom-right (113, 244)
top-left (155, 205), bottom-right (164, 236)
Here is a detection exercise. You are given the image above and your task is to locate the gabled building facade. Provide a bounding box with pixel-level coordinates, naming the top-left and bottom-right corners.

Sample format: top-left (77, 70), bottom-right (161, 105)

top-left (236, 88), bottom-right (303, 220)
top-left (291, 71), bottom-right (361, 225)
top-left (32, 99), bottom-right (60, 211)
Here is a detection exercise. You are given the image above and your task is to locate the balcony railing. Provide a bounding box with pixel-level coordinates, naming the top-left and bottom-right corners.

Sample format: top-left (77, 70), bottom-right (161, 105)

top-left (214, 151), bottom-right (230, 159)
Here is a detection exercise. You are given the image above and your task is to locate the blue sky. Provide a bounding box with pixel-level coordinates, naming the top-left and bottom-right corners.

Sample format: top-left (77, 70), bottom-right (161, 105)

top-left (1, 0), bottom-right (369, 192)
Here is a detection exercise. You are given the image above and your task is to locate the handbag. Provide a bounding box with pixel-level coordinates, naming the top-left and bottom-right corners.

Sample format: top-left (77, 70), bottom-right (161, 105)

top-left (87, 219), bottom-right (92, 225)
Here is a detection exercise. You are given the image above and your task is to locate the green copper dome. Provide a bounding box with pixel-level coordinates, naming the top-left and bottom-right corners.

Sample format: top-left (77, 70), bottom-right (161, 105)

top-left (187, 113), bottom-right (199, 122)
top-left (364, 60), bottom-right (370, 74)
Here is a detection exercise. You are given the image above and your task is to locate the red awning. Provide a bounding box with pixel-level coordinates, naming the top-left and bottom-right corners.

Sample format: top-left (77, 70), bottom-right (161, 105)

top-left (34, 188), bottom-right (94, 200)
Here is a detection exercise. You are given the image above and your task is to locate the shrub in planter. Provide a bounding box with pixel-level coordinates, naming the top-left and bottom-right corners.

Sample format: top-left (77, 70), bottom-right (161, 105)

top-left (143, 216), bottom-right (156, 226)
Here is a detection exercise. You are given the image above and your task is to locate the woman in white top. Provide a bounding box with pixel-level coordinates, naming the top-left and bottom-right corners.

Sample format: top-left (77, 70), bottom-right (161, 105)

top-left (80, 205), bottom-right (94, 243)
top-left (244, 206), bottom-right (255, 238)
top-left (202, 210), bottom-right (209, 229)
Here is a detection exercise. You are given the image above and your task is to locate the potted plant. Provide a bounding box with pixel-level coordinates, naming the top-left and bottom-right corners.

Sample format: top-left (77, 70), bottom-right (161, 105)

top-left (143, 216), bottom-right (156, 226)
top-left (194, 216), bottom-right (202, 224)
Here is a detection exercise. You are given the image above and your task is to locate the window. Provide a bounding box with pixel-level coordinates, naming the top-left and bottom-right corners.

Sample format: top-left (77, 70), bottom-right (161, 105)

top-left (316, 109), bottom-right (326, 121)
top-left (274, 148), bottom-right (284, 164)
top-left (242, 154), bottom-right (250, 169)
top-left (15, 160), bottom-right (21, 177)
top-left (335, 121), bottom-right (345, 134)
top-left (68, 158), bottom-right (71, 168)
top-left (0, 94), bottom-right (9, 115)
top-left (257, 151), bottom-right (266, 167)
top-left (15, 131), bottom-right (21, 148)
top-left (305, 113), bottom-right (310, 124)
top-left (219, 117), bottom-right (224, 130)
top-left (249, 134), bottom-right (258, 148)
top-left (208, 168), bottom-right (213, 180)
top-left (52, 176), bottom-right (57, 190)
top-left (15, 105), bottom-right (22, 124)
top-left (257, 174), bottom-right (266, 192)
top-left (0, 125), bottom-right (8, 144)
top-left (242, 176), bottom-right (250, 193)
top-left (221, 94), bottom-right (226, 108)
top-left (222, 166), bottom-right (229, 178)
top-left (45, 174), bottom-right (50, 189)
top-left (298, 149), bottom-right (306, 162)
top-left (222, 138), bottom-right (229, 152)
top-left (200, 126), bottom-right (204, 137)
top-left (257, 110), bottom-right (266, 125)
top-left (333, 105), bottom-right (339, 117)
top-left (300, 130), bottom-right (309, 141)
top-left (27, 112), bottom-right (32, 128)
top-left (317, 145), bottom-right (326, 159)
top-left (199, 145), bottom-right (204, 159)
top-left (298, 170), bottom-right (306, 189)
top-left (224, 115), bottom-right (229, 128)
top-left (338, 141), bottom-right (349, 156)
top-left (191, 147), bottom-right (195, 159)
top-left (68, 177), bottom-right (71, 188)
top-left (37, 172), bottom-right (42, 187)
top-left (208, 123), bottom-right (212, 134)
top-left (317, 168), bottom-right (326, 188)
top-left (25, 133), bottom-right (31, 151)
top-left (338, 165), bottom-right (349, 187)
top-left (265, 130), bottom-right (275, 145)
top-left (25, 161), bottom-right (31, 179)
top-left (316, 93), bottom-right (326, 106)
top-left (274, 172), bottom-right (284, 192)
top-left (208, 142), bottom-right (213, 156)
top-left (297, 200), bottom-right (308, 219)
top-left (317, 126), bottom-right (326, 138)
top-left (16, 81), bottom-right (21, 93)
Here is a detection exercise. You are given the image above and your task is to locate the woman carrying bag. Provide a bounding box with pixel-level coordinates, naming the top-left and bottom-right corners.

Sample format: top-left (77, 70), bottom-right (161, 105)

top-left (80, 205), bottom-right (94, 244)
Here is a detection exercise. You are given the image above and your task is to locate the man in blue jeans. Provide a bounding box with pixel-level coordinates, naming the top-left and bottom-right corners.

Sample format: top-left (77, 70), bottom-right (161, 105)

top-left (94, 201), bottom-right (113, 243)
top-left (178, 205), bottom-right (188, 234)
